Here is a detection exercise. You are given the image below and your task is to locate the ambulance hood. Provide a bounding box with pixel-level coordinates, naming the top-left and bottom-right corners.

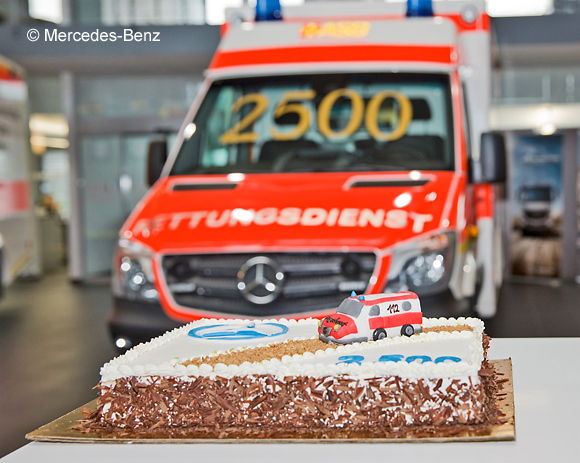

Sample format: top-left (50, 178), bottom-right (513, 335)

top-left (123, 171), bottom-right (459, 253)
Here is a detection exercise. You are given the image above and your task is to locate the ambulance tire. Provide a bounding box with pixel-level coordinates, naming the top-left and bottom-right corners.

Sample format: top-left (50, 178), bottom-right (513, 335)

top-left (401, 324), bottom-right (415, 337)
top-left (373, 329), bottom-right (387, 341)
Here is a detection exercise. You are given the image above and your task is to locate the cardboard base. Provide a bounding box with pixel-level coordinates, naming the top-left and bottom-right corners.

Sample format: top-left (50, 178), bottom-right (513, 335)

top-left (26, 359), bottom-right (515, 444)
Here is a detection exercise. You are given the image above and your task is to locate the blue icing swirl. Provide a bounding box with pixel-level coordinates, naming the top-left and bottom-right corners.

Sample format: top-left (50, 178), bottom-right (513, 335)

top-left (434, 356), bottom-right (461, 364)
top-left (377, 354), bottom-right (404, 363)
top-left (188, 322), bottom-right (289, 341)
top-left (405, 355), bottom-right (432, 364)
top-left (336, 355), bottom-right (365, 365)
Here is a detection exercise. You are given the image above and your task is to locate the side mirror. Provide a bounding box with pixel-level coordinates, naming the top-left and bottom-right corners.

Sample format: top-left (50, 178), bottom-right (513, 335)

top-left (147, 140), bottom-right (168, 186)
top-left (469, 132), bottom-right (506, 184)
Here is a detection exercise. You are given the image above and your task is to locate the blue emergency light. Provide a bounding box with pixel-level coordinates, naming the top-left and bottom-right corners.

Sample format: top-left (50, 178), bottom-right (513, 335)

top-left (256, 0), bottom-right (282, 21)
top-left (406, 0), bottom-right (433, 17)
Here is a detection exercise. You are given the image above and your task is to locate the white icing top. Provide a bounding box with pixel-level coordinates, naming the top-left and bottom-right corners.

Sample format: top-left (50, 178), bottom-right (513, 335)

top-left (100, 317), bottom-right (484, 382)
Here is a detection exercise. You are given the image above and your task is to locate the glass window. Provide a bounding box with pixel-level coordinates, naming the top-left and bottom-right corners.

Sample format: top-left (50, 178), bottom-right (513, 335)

top-left (336, 299), bottom-right (364, 318)
top-left (29, 0), bottom-right (63, 23)
top-left (101, 0), bottom-right (206, 26)
top-left (171, 73), bottom-right (454, 176)
top-left (494, 67), bottom-right (580, 105)
top-left (369, 304), bottom-right (380, 317)
top-left (77, 76), bottom-right (202, 120)
top-left (40, 150), bottom-right (70, 219)
top-left (79, 133), bottom-right (176, 277)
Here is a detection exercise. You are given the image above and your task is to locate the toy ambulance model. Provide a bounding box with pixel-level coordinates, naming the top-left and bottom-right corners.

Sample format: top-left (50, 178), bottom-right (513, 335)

top-left (109, 0), bottom-right (506, 349)
top-left (318, 291), bottom-right (422, 344)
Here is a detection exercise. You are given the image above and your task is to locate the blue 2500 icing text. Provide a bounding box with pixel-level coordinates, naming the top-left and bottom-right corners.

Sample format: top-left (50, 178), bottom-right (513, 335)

top-left (336, 355), bottom-right (462, 365)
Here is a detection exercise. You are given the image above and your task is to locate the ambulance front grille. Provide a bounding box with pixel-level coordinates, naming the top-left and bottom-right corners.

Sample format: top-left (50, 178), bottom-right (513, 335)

top-left (524, 209), bottom-right (549, 219)
top-left (161, 252), bottom-right (377, 317)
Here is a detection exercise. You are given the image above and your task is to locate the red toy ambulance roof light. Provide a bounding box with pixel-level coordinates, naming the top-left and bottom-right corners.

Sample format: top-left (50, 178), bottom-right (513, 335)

top-left (406, 0), bottom-right (434, 17)
top-left (255, 0), bottom-right (282, 22)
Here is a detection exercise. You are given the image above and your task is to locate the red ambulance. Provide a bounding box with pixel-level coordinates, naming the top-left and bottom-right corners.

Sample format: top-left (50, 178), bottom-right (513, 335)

top-left (109, 0), bottom-right (505, 348)
top-left (318, 291), bottom-right (422, 344)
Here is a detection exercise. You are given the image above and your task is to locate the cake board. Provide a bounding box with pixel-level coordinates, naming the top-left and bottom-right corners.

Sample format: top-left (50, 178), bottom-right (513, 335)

top-left (26, 359), bottom-right (515, 444)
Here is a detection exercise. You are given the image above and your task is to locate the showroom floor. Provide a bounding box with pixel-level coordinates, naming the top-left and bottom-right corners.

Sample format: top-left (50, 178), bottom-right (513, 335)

top-left (1, 269), bottom-right (580, 458)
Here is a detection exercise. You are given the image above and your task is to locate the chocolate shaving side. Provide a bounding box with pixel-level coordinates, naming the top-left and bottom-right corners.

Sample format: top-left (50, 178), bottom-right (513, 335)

top-left (75, 370), bottom-right (505, 439)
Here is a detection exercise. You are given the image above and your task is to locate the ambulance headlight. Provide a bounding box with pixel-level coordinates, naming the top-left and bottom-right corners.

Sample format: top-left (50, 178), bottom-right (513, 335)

top-left (384, 232), bottom-right (455, 296)
top-left (112, 238), bottom-right (159, 302)
top-left (404, 252), bottom-right (446, 287)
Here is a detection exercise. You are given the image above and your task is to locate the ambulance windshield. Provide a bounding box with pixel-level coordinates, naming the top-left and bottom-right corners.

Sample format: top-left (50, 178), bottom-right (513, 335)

top-left (171, 73), bottom-right (454, 176)
top-left (336, 298), bottom-right (364, 318)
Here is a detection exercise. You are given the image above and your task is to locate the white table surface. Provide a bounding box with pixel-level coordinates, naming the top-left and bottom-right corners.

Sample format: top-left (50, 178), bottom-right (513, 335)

top-left (3, 338), bottom-right (579, 463)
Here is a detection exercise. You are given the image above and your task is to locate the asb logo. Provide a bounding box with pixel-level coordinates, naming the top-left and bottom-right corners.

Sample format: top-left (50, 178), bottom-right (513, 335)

top-left (188, 322), bottom-right (289, 340)
top-left (301, 21), bottom-right (371, 39)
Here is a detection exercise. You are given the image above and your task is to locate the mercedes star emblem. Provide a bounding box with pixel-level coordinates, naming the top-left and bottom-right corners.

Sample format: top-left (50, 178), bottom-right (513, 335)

top-left (237, 256), bottom-right (285, 304)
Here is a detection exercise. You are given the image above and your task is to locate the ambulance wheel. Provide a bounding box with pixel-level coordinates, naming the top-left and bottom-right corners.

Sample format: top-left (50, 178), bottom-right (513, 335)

top-left (401, 324), bottom-right (415, 337)
top-left (373, 329), bottom-right (387, 341)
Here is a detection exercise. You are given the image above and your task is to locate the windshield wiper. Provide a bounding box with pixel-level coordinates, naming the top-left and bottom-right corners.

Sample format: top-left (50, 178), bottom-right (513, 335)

top-left (338, 162), bottom-right (407, 172)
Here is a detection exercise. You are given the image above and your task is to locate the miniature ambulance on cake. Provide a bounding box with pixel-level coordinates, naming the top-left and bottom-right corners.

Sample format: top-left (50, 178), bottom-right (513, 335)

top-left (318, 291), bottom-right (422, 344)
top-left (109, 0), bottom-right (507, 349)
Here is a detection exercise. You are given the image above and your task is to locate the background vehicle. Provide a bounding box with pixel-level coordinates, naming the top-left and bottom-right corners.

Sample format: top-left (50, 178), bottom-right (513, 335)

top-left (0, 55), bottom-right (37, 290)
top-left (0, 231), bottom-right (4, 299)
top-left (109, 0), bottom-right (506, 349)
top-left (518, 184), bottom-right (556, 236)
